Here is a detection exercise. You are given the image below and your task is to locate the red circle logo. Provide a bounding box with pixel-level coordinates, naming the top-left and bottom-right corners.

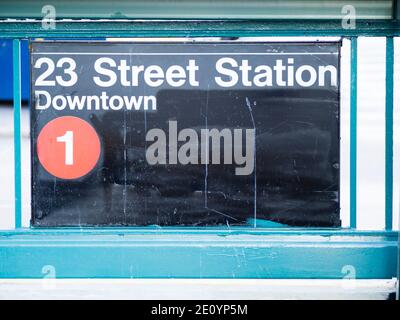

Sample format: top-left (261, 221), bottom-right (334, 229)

top-left (37, 116), bottom-right (101, 180)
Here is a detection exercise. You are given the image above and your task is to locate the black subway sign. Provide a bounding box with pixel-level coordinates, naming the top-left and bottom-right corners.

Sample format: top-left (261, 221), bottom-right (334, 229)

top-left (30, 41), bottom-right (340, 227)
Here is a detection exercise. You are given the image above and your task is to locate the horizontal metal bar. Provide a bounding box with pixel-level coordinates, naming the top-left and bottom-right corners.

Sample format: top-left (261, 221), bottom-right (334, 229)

top-left (0, 20), bottom-right (399, 39)
top-left (0, 231), bottom-right (397, 279)
top-left (0, 0), bottom-right (394, 20)
top-left (0, 228), bottom-right (398, 237)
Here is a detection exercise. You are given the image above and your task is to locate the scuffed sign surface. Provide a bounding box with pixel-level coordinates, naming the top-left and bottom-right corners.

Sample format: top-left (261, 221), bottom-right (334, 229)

top-left (30, 41), bottom-right (340, 227)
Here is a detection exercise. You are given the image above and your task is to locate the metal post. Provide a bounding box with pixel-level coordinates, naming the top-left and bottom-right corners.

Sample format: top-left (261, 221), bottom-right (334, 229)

top-left (386, 36), bottom-right (394, 231)
top-left (13, 39), bottom-right (22, 229)
top-left (350, 37), bottom-right (357, 229)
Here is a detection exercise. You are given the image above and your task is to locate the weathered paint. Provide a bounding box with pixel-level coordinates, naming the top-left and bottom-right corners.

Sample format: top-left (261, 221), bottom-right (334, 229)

top-left (0, 230), bottom-right (397, 279)
top-left (350, 37), bottom-right (357, 229)
top-left (385, 36), bottom-right (394, 231)
top-left (0, 10), bottom-right (398, 280)
top-left (0, 0), bottom-right (394, 20)
top-left (0, 21), bottom-right (399, 39)
top-left (12, 39), bottom-right (22, 229)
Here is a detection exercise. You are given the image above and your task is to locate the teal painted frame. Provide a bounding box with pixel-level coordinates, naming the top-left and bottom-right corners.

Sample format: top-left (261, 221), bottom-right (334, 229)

top-left (0, 0), bottom-right (395, 20)
top-left (12, 39), bottom-right (22, 229)
top-left (350, 37), bottom-right (358, 229)
top-left (386, 36), bottom-right (394, 231)
top-left (1, 18), bottom-right (399, 279)
top-left (0, 229), bottom-right (397, 279)
top-left (0, 20), bottom-right (399, 39)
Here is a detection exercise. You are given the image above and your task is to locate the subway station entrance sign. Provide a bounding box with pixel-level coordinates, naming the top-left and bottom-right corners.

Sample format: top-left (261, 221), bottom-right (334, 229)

top-left (31, 41), bottom-right (340, 227)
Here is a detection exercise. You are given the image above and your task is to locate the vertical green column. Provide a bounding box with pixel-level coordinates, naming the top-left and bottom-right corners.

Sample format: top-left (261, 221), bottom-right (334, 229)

top-left (350, 37), bottom-right (357, 229)
top-left (13, 39), bottom-right (22, 229)
top-left (385, 36), bottom-right (394, 231)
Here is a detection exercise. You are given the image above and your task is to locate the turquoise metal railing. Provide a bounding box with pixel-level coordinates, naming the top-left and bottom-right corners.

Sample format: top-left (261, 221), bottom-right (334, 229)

top-left (13, 39), bottom-right (22, 229)
top-left (0, 14), bottom-right (398, 278)
top-left (350, 37), bottom-right (358, 229)
top-left (386, 36), bottom-right (394, 231)
top-left (7, 35), bottom-right (395, 231)
top-left (0, 0), bottom-right (394, 20)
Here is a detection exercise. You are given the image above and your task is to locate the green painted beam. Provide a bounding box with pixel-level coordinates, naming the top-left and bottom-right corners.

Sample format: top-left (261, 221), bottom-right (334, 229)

top-left (0, 20), bottom-right (399, 39)
top-left (0, 228), bottom-right (398, 236)
top-left (0, 230), bottom-right (397, 279)
top-left (0, 0), bottom-right (394, 20)
top-left (350, 37), bottom-right (357, 229)
top-left (385, 37), bottom-right (394, 231)
top-left (12, 39), bottom-right (22, 229)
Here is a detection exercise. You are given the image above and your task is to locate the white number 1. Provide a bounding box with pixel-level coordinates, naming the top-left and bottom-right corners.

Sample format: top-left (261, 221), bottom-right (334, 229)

top-left (57, 130), bottom-right (74, 165)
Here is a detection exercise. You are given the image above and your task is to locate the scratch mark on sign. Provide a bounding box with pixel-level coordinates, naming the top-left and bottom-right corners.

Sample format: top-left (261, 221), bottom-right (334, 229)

top-left (245, 97), bottom-right (257, 228)
top-left (203, 87), bottom-right (209, 209)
